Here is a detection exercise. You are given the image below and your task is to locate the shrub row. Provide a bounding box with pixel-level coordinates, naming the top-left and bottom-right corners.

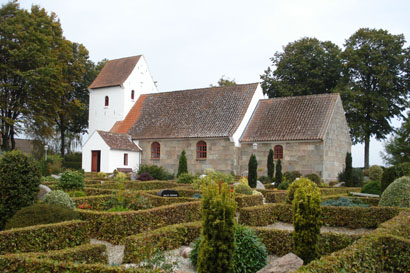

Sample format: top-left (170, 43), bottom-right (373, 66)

top-left (73, 195), bottom-right (115, 210)
top-left (0, 220), bottom-right (89, 254)
top-left (265, 191), bottom-right (288, 203)
top-left (84, 187), bottom-right (117, 196)
top-left (94, 180), bottom-right (179, 191)
top-left (298, 211), bottom-right (410, 272)
top-left (239, 204), bottom-right (403, 228)
top-left (140, 192), bottom-right (196, 207)
top-left (319, 187), bottom-right (360, 196)
top-left (235, 194), bottom-right (264, 208)
top-left (78, 201), bottom-right (201, 243)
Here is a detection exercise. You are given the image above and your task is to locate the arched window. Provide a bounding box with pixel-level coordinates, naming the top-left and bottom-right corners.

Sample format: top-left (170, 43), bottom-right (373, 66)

top-left (131, 90), bottom-right (135, 100)
top-left (105, 96), bottom-right (109, 107)
top-left (151, 142), bottom-right (160, 159)
top-left (274, 145), bottom-right (283, 160)
top-left (197, 141), bottom-right (207, 159)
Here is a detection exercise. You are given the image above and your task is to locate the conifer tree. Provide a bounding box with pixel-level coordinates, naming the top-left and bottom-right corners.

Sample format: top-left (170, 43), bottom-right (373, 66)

top-left (275, 159), bottom-right (282, 185)
top-left (267, 149), bottom-right (274, 181)
top-left (177, 150), bottom-right (188, 177)
top-left (248, 154), bottom-right (258, 188)
top-left (345, 152), bottom-right (353, 186)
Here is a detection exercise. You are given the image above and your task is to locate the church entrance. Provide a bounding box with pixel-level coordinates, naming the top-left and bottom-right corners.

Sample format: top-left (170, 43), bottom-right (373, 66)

top-left (91, 150), bottom-right (101, 172)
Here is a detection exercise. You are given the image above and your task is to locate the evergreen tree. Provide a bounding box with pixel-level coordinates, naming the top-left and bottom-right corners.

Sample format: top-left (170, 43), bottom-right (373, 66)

top-left (248, 154), bottom-right (258, 188)
top-left (345, 152), bottom-right (353, 186)
top-left (177, 150), bottom-right (188, 177)
top-left (275, 159), bottom-right (283, 185)
top-left (267, 149), bottom-right (274, 181)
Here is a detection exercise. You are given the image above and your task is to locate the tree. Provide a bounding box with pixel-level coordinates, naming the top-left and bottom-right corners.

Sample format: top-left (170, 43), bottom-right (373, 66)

top-left (275, 159), bottom-right (282, 185)
top-left (382, 114), bottom-right (410, 165)
top-left (267, 149), bottom-right (274, 181)
top-left (345, 152), bottom-right (353, 186)
top-left (248, 154), bottom-right (257, 188)
top-left (342, 28), bottom-right (410, 168)
top-left (210, 75), bottom-right (236, 87)
top-left (260, 37), bottom-right (344, 98)
top-left (177, 150), bottom-right (188, 177)
top-left (0, 2), bottom-right (64, 151)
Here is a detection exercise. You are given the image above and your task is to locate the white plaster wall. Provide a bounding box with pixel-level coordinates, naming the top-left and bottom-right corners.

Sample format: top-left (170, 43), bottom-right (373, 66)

top-left (81, 131), bottom-right (111, 172)
top-left (108, 150), bottom-right (140, 172)
top-left (231, 83), bottom-right (265, 147)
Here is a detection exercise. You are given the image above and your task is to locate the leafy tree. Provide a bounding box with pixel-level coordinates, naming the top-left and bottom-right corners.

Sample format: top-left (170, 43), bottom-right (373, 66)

top-left (275, 159), bottom-right (283, 185)
top-left (248, 154), bottom-right (257, 188)
top-left (345, 152), bottom-right (353, 186)
top-left (177, 150), bottom-right (188, 177)
top-left (0, 2), bottom-right (64, 151)
top-left (382, 114), bottom-right (410, 165)
top-left (341, 28), bottom-right (410, 168)
top-left (267, 149), bottom-right (274, 180)
top-left (260, 37), bottom-right (344, 98)
top-left (210, 75), bottom-right (236, 87)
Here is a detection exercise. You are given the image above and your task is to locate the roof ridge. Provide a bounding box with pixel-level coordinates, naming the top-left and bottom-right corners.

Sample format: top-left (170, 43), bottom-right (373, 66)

top-left (106, 55), bottom-right (142, 62)
top-left (260, 93), bottom-right (339, 102)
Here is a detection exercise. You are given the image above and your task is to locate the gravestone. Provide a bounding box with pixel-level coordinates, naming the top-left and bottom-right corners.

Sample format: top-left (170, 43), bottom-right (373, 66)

top-left (38, 184), bottom-right (52, 200)
top-left (157, 189), bottom-right (179, 197)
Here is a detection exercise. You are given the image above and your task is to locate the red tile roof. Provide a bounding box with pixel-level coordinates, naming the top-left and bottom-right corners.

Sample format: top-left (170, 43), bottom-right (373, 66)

top-left (128, 83), bottom-right (259, 139)
top-left (110, 95), bottom-right (147, 134)
top-left (89, 56), bottom-right (141, 89)
top-left (97, 131), bottom-right (141, 151)
top-left (240, 93), bottom-right (339, 142)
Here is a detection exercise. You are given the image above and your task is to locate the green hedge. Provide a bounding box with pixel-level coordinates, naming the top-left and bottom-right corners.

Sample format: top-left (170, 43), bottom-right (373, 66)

top-left (239, 204), bottom-right (403, 228)
top-left (3, 244), bottom-right (107, 264)
top-left (319, 187), bottom-right (361, 196)
top-left (139, 192), bottom-right (196, 207)
top-left (123, 222), bottom-right (201, 263)
top-left (78, 201), bottom-right (201, 243)
top-left (0, 220), bottom-right (89, 254)
top-left (298, 211), bottom-right (410, 272)
top-left (94, 181), bottom-right (179, 191)
top-left (84, 187), bottom-right (117, 196)
top-left (265, 191), bottom-right (288, 203)
top-left (73, 195), bottom-right (115, 210)
top-left (235, 194), bottom-right (263, 208)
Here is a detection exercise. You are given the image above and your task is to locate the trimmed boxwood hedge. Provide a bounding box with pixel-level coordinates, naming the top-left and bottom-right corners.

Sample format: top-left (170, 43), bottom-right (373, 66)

top-left (319, 187), bottom-right (361, 196)
top-left (94, 181), bottom-right (179, 191)
top-left (235, 194), bottom-right (263, 208)
top-left (265, 191), bottom-right (288, 203)
top-left (84, 187), bottom-right (117, 196)
top-left (0, 220), bottom-right (89, 254)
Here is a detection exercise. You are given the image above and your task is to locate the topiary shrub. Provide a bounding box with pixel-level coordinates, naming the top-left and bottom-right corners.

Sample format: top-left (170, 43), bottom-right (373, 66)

top-left (138, 164), bottom-right (173, 180)
top-left (275, 159), bottom-right (283, 185)
top-left (248, 154), bottom-right (258, 188)
top-left (177, 150), bottom-right (188, 177)
top-left (381, 162), bottom-right (410, 193)
top-left (361, 181), bottom-right (382, 195)
top-left (58, 170), bottom-right (84, 191)
top-left (191, 225), bottom-right (267, 273)
top-left (286, 177), bottom-right (314, 204)
top-left (234, 183), bottom-right (253, 195)
top-left (137, 172), bottom-right (153, 181)
top-left (197, 182), bottom-right (236, 273)
top-left (177, 173), bottom-right (197, 184)
top-left (379, 176), bottom-right (410, 208)
top-left (267, 149), bottom-right (274, 181)
top-left (304, 173), bottom-right (321, 185)
top-left (43, 190), bottom-right (75, 209)
top-left (284, 171), bottom-right (302, 183)
top-left (368, 165), bottom-right (383, 181)
top-left (292, 179), bottom-right (322, 264)
top-left (5, 203), bottom-right (79, 229)
top-left (0, 150), bottom-right (41, 230)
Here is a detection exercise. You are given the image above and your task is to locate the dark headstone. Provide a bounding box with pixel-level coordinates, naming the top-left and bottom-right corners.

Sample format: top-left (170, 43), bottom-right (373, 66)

top-left (157, 189), bottom-right (179, 197)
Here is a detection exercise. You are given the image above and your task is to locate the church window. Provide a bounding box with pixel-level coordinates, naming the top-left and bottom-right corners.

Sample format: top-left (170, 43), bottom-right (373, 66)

top-left (151, 142), bottom-right (160, 159)
top-left (197, 141), bottom-right (207, 159)
top-left (274, 145), bottom-right (283, 160)
top-left (124, 153), bottom-right (128, 165)
top-left (105, 96), bottom-right (109, 107)
top-left (131, 90), bottom-right (135, 100)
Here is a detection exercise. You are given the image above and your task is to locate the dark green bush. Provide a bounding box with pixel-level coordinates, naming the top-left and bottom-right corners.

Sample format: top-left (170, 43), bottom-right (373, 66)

top-left (379, 176), bottom-right (410, 208)
top-left (68, 191), bottom-right (86, 198)
top-left (248, 154), bottom-right (258, 188)
top-left (286, 177), bottom-right (313, 204)
top-left (58, 170), bottom-right (84, 191)
top-left (191, 225), bottom-right (268, 273)
top-left (321, 197), bottom-right (369, 208)
top-left (177, 150), bottom-right (188, 177)
top-left (267, 149), bottom-right (274, 180)
top-left (0, 151), bottom-right (41, 230)
top-left (39, 160), bottom-right (50, 176)
top-left (234, 183), bottom-right (253, 195)
top-left (338, 167), bottom-right (364, 187)
top-left (368, 165), bottom-right (383, 181)
top-left (275, 159), bottom-right (283, 184)
top-left (381, 162), bottom-right (410, 193)
top-left (277, 179), bottom-right (290, 190)
top-left (5, 204), bottom-right (80, 229)
top-left (259, 176), bottom-right (272, 184)
top-left (361, 181), bottom-right (382, 195)
top-left (305, 173), bottom-right (321, 185)
top-left (138, 164), bottom-right (173, 180)
top-left (63, 153), bottom-right (82, 170)
top-left (177, 173), bottom-right (197, 184)
top-left (284, 171), bottom-right (302, 183)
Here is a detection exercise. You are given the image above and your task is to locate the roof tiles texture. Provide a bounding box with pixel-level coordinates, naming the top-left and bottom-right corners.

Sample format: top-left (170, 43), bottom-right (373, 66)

top-left (111, 95), bottom-right (147, 134)
top-left (89, 56), bottom-right (141, 89)
top-left (128, 83), bottom-right (259, 139)
top-left (241, 93), bottom-right (339, 142)
top-left (97, 131), bottom-right (140, 151)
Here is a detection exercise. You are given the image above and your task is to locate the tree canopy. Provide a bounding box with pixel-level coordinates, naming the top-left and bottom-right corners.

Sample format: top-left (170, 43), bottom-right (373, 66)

top-left (211, 76), bottom-right (237, 87)
top-left (382, 113), bottom-right (410, 166)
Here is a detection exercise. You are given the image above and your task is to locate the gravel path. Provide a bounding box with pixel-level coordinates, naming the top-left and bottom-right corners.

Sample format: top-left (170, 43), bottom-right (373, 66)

top-left (90, 238), bottom-right (124, 265)
top-left (264, 221), bottom-right (371, 235)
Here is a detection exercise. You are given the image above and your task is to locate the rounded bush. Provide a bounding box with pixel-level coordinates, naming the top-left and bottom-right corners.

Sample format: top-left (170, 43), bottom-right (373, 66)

top-left (277, 180), bottom-right (290, 190)
top-left (43, 190), bottom-right (75, 209)
top-left (286, 177), bottom-right (314, 204)
top-left (361, 181), bottom-right (381, 195)
top-left (177, 173), bottom-right (197, 184)
top-left (0, 150), bottom-right (41, 229)
top-left (381, 163), bottom-right (410, 192)
top-left (191, 225), bottom-right (267, 273)
top-left (284, 171), bottom-right (302, 183)
top-left (5, 203), bottom-right (79, 229)
top-left (58, 170), bottom-right (84, 191)
top-left (304, 173), bottom-right (321, 185)
top-left (368, 165), bottom-right (383, 181)
top-left (379, 176), bottom-right (410, 208)
top-left (234, 183), bottom-right (253, 195)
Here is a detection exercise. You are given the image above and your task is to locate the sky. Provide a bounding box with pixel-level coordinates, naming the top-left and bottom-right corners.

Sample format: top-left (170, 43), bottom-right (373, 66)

top-left (4, 0), bottom-right (410, 167)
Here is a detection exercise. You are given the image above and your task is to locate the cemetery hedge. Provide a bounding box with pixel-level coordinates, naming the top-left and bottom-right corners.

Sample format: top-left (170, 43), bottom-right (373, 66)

top-left (0, 220), bottom-right (89, 254)
top-left (235, 194), bottom-right (264, 207)
top-left (95, 181), bottom-right (179, 191)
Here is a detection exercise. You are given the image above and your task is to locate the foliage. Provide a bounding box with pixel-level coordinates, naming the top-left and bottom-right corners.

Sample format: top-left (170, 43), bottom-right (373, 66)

top-left (113, 171), bottom-right (128, 181)
top-left (238, 177), bottom-right (248, 185)
top-left (283, 171), bottom-right (302, 183)
top-left (381, 162), bottom-right (410, 192)
top-left (211, 75), bottom-right (237, 87)
top-left (248, 154), bottom-right (258, 188)
top-left (277, 178), bottom-right (290, 190)
top-left (379, 176), bottom-right (410, 208)
top-left (197, 182), bottom-right (236, 273)
top-left (338, 167), bottom-right (364, 187)
top-left (41, 176), bottom-right (57, 184)
top-left (292, 179), bottom-right (322, 263)
top-left (260, 37), bottom-right (343, 98)
top-left (5, 204), bottom-right (80, 229)
top-left (341, 28), bottom-right (410, 168)
top-left (46, 154), bottom-right (63, 174)
top-left (267, 149), bottom-right (274, 180)
top-left (286, 177), bottom-right (314, 204)
top-left (68, 191), bottom-right (86, 198)
top-left (177, 150), bottom-right (188, 177)
top-left (103, 191), bottom-right (153, 211)
top-left (39, 160), bottom-right (50, 176)
top-left (344, 152), bottom-right (353, 186)
top-left (205, 169), bottom-right (234, 184)
top-left (0, 150), bottom-right (41, 230)
top-left (234, 183), bottom-right (253, 195)
top-left (62, 153), bottom-right (82, 170)
top-left (192, 225), bottom-right (267, 273)
top-left (177, 173), bottom-right (197, 184)
top-left (382, 114), bottom-right (410, 165)
top-left (137, 172), bottom-right (153, 181)
top-left (305, 173), bottom-right (321, 185)
top-left (96, 172), bottom-right (107, 179)
top-left (368, 165), bottom-right (383, 182)
top-left (361, 181), bottom-right (382, 195)
top-left (258, 176), bottom-right (271, 184)
top-left (58, 169), bottom-right (84, 190)
top-left (138, 164), bottom-right (173, 180)
top-left (321, 197), bottom-right (370, 208)
top-left (43, 190), bottom-right (75, 209)
top-left (275, 159), bottom-right (283, 185)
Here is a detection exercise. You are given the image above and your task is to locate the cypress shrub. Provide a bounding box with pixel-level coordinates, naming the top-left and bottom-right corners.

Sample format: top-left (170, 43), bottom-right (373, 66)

top-left (197, 182), bottom-right (237, 273)
top-left (275, 159), bottom-right (283, 185)
top-left (177, 150), bottom-right (188, 177)
top-left (248, 154), bottom-right (257, 188)
top-left (345, 152), bottom-right (353, 186)
top-left (0, 151), bottom-right (41, 230)
top-left (267, 149), bottom-right (274, 181)
top-left (286, 177), bottom-right (313, 204)
top-left (292, 179), bottom-right (322, 264)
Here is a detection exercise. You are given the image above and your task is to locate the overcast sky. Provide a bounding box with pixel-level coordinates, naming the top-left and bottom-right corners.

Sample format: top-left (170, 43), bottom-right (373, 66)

top-left (6, 0), bottom-right (410, 167)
